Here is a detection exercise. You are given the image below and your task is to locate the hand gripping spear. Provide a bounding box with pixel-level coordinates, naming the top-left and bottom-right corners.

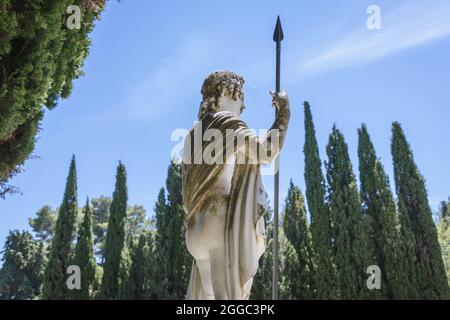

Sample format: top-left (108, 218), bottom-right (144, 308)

top-left (272, 15), bottom-right (284, 301)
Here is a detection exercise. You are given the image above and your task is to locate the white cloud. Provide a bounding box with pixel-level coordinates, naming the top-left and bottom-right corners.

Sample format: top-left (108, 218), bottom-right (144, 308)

top-left (299, 0), bottom-right (450, 76)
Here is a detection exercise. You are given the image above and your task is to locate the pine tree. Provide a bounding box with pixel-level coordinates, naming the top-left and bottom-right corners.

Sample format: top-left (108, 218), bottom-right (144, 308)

top-left (0, 1), bottom-right (105, 195)
top-left (125, 205), bottom-right (147, 246)
top-left (42, 155), bottom-right (78, 299)
top-left (439, 199), bottom-right (450, 220)
top-left (303, 102), bottom-right (335, 299)
top-left (326, 127), bottom-right (377, 299)
top-left (358, 124), bottom-right (416, 299)
top-left (391, 122), bottom-right (449, 299)
top-left (72, 199), bottom-right (96, 299)
top-left (0, 230), bottom-right (44, 300)
top-left (282, 181), bottom-right (315, 299)
top-left (28, 206), bottom-right (56, 243)
top-left (100, 162), bottom-right (128, 299)
top-left (91, 196), bottom-right (112, 263)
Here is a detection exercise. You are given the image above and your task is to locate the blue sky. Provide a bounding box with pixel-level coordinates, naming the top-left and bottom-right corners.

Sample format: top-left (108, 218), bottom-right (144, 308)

top-left (1, 0), bottom-right (450, 249)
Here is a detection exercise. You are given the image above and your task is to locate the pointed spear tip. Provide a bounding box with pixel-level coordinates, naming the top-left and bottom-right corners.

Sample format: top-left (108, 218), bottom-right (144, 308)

top-left (273, 15), bottom-right (284, 42)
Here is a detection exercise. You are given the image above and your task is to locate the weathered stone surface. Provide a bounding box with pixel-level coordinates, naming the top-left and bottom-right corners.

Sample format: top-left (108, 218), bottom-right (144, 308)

top-left (182, 71), bottom-right (290, 299)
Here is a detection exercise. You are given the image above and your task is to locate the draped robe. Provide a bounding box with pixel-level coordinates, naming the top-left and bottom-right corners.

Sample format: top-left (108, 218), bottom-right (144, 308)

top-left (182, 111), bottom-right (268, 299)
top-left (182, 108), bottom-right (290, 300)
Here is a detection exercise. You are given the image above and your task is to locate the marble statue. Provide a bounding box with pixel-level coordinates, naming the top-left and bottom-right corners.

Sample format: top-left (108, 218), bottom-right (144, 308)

top-left (182, 71), bottom-right (290, 300)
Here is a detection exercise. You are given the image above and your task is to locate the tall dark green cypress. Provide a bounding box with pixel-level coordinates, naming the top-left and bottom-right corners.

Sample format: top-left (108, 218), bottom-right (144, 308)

top-left (358, 124), bottom-right (415, 299)
top-left (303, 102), bottom-right (335, 299)
top-left (325, 127), bottom-right (377, 299)
top-left (72, 199), bottom-right (96, 299)
top-left (100, 162), bottom-right (128, 299)
top-left (153, 187), bottom-right (170, 298)
top-left (282, 181), bottom-right (315, 299)
top-left (0, 1), bottom-right (104, 194)
top-left (143, 232), bottom-right (158, 299)
top-left (391, 122), bottom-right (449, 299)
top-left (117, 245), bottom-right (131, 300)
top-left (126, 233), bottom-right (147, 300)
top-left (279, 229), bottom-right (300, 300)
top-left (154, 160), bottom-right (191, 299)
top-left (166, 160), bottom-right (191, 299)
top-left (42, 155), bottom-right (78, 299)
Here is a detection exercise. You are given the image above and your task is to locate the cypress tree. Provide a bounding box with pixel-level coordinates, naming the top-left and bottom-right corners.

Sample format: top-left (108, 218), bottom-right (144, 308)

top-left (358, 124), bottom-right (416, 299)
top-left (325, 127), bottom-right (377, 299)
top-left (153, 188), bottom-right (169, 298)
top-left (154, 160), bottom-right (191, 299)
top-left (279, 229), bottom-right (300, 300)
top-left (282, 181), bottom-right (315, 299)
top-left (0, 1), bottom-right (104, 194)
top-left (303, 102), bottom-right (335, 299)
top-left (100, 162), bottom-right (128, 299)
top-left (72, 199), bottom-right (96, 299)
top-left (143, 232), bottom-right (158, 299)
top-left (42, 155), bottom-right (78, 299)
top-left (391, 122), bottom-right (449, 299)
top-left (166, 160), bottom-right (191, 299)
top-left (117, 246), bottom-right (132, 300)
top-left (126, 233), bottom-right (147, 300)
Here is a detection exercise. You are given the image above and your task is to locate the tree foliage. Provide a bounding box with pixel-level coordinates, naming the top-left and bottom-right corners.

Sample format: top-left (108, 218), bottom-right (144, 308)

top-left (0, 230), bottom-right (44, 300)
top-left (100, 162), bottom-right (128, 299)
top-left (303, 102), bottom-right (335, 299)
top-left (252, 206), bottom-right (273, 300)
top-left (0, 0), bottom-right (105, 196)
top-left (282, 181), bottom-right (315, 299)
top-left (326, 127), bottom-right (377, 299)
top-left (28, 205), bottom-right (56, 243)
top-left (91, 196), bottom-right (112, 263)
top-left (72, 199), bottom-right (96, 299)
top-left (42, 155), bottom-right (78, 299)
top-left (153, 160), bottom-right (191, 299)
top-left (122, 233), bottom-right (147, 300)
top-left (358, 124), bottom-right (415, 299)
top-left (391, 122), bottom-right (449, 299)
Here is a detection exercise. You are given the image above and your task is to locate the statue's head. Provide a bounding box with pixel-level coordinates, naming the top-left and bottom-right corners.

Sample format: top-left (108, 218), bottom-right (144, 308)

top-left (198, 71), bottom-right (245, 119)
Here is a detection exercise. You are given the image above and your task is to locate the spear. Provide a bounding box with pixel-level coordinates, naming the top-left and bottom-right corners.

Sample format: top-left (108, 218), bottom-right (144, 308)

top-left (272, 15), bottom-right (284, 301)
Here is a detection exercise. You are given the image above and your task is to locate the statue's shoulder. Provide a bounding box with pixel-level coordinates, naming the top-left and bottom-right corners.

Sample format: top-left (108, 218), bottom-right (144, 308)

top-left (213, 111), bottom-right (236, 119)
top-left (210, 111), bottom-right (247, 128)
